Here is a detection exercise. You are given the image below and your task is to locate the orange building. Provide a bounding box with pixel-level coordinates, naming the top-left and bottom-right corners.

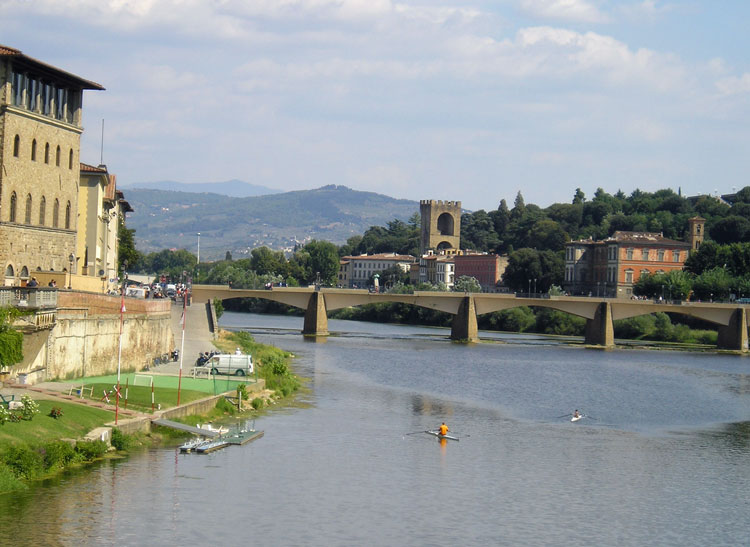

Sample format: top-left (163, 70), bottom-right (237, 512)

top-left (563, 221), bottom-right (703, 298)
top-left (453, 253), bottom-right (508, 292)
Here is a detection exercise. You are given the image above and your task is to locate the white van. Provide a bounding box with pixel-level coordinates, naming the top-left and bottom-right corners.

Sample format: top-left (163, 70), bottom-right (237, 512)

top-left (206, 354), bottom-right (254, 376)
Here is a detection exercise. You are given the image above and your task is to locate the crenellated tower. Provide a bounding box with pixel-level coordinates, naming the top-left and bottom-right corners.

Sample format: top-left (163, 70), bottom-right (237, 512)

top-left (419, 199), bottom-right (461, 254)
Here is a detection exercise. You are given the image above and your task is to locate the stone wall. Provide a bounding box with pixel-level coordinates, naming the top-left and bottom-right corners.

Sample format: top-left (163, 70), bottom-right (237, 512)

top-left (8, 291), bottom-right (173, 383)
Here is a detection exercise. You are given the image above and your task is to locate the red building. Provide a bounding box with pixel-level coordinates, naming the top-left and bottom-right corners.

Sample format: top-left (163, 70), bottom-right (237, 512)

top-left (453, 253), bottom-right (508, 292)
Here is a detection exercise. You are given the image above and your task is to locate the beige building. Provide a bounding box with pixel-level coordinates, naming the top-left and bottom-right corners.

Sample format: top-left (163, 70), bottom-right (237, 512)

top-left (0, 45), bottom-right (104, 286)
top-left (78, 164), bottom-right (131, 292)
top-left (419, 252), bottom-right (455, 289)
top-left (339, 253), bottom-right (416, 289)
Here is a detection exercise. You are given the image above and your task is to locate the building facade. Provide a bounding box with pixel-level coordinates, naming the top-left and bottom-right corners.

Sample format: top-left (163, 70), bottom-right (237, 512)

top-left (563, 228), bottom-right (700, 298)
top-left (0, 45), bottom-right (104, 285)
top-left (419, 253), bottom-right (455, 289)
top-left (454, 253), bottom-right (508, 292)
top-left (338, 253), bottom-right (416, 289)
top-left (78, 165), bottom-right (132, 292)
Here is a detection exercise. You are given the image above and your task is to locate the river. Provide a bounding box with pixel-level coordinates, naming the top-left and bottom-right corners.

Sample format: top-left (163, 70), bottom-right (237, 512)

top-left (2, 312), bottom-right (749, 546)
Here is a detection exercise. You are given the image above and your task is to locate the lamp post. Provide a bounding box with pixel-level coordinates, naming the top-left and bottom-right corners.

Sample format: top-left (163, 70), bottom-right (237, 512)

top-left (533, 278), bottom-right (537, 296)
top-left (528, 278), bottom-right (531, 297)
top-left (68, 253), bottom-right (74, 289)
top-left (196, 232), bottom-right (201, 283)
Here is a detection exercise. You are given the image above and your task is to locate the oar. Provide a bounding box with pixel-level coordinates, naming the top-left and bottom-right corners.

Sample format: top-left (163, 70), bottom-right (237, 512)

top-left (404, 430), bottom-right (428, 436)
top-left (555, 414), bottom-right (572, 419)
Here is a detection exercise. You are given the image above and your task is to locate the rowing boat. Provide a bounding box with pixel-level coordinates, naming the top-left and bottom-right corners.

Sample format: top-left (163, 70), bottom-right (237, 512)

top-left (571, 415), bottom-right (583, 422)
top-left (425, 430), bottom-right (460, 441)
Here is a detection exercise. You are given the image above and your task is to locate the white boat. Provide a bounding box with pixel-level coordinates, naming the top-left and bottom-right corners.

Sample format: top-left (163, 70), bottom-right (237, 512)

top-left (198, 423), bottom-right (229, 434)
top-left (571, 415), bottom-right (583, 422)
top-left (425, 430), bottom-right (460, 441)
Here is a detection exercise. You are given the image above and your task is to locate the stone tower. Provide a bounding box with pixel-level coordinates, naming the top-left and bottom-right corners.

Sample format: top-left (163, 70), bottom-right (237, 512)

top-left (687, 216), bottom-right (705, 252)
top-left (420, 200), bottom-right (461, 254)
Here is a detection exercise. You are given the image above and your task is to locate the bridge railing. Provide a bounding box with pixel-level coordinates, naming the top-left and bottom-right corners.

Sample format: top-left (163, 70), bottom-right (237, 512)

top-left (0, 287), bottom-right (58, 309)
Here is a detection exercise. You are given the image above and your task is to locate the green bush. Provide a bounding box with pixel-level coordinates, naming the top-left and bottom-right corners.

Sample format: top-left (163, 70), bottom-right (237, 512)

top-left (251, 397), bottom-right (264, 410)
top-left (42, 441), bottom-right (76, 470)
top-left (20, 395), bottom-right (40, 421)
top-left (236, 384), bottom-right (248, 401)
top-left (110, 428), bottom-right (130, 451)
top-left (2, 445), bottom-right (44, 479)
top-left (215, 397), bottom-right (236, 415)
top-left (75, 440), bottom-right (107, 461)
top-left (0, 462), bottom-right (25, 492)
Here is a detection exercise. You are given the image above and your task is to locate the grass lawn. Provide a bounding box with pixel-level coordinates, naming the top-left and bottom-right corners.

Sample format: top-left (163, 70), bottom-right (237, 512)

top-left (82, 383), bottom-right (209, 413)
top-left (0, 400), bottom-right (113, 446)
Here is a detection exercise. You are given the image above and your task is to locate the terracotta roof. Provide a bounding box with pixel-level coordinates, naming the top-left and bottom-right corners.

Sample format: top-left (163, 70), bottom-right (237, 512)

top-left (343, 253), bottom-right (416, 261)
top-left (1, 43), bottom-right (104, 90)
top-left (607, 231), bottom-right (689, 247)
top-left (80, 162), bottom-right (108, 173)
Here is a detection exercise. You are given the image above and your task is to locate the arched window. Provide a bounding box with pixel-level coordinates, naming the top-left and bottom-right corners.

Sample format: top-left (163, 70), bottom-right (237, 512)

top-left (31, 139), bottom-right (37, 161)
top-left (56, 145), bottom-right (61, 167)
top-left (13, 135), bottom-right (20, 157)
top-left (25, 194), bottom-right (32, 224)
top-left (4, 265), bottom-right (14, 278)
top-left (53, 199), bottom-right (60, 227)
top-left (65, 201), bottom-right (71, 229)
top-left (9, 192), bottom-right (17, 222)
top-left (44, 143), bottom-right (50, 164)
top-left (39, 196), bottom-right (46, 225)
top-left (69, 149), bottom-right (73, 169)
top-left (20, 266), bottom-right (29, 278)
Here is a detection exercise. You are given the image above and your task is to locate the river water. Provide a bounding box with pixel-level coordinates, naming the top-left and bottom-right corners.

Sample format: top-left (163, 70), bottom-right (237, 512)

top-left (2, 312), bottom-right (749, 546)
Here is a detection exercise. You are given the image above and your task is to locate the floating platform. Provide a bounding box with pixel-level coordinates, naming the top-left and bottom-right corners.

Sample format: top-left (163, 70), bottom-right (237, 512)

top-left (179, 429), bottom-right (264, 454)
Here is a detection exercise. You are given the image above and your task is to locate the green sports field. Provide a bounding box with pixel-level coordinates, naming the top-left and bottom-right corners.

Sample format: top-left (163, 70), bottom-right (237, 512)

top-left (71, 372), bottom-right (255, 395)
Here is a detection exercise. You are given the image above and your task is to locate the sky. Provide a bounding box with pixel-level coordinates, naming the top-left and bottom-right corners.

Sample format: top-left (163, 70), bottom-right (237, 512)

top-left (3, 0), bottom-right (750, 211)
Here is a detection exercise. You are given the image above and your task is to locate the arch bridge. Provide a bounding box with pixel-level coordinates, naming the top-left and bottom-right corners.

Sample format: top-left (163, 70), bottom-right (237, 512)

top-left (191, 285), bottom-right (749, 351)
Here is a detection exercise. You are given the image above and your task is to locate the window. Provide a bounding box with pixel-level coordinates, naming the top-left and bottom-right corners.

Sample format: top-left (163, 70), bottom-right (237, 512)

top-left (55, 87), bottom-right (66, 120)
top-left (658, 250), bottom-right (665, 261)
top-left (65, 201), bottom-right (71, 229)
top-left (13, 135), bottom-right (20, 157)
top-left (25, 194), bottom-right (32, 224)
top-left (673, 251), bottom-right (680, 262)
top-left (31, 139), bottom-right (37, 161)
top-left (39, 196), bottom-right (46, 226)
top-left (56, 146), bottom-right (61, 167)
top-left (625, 269), bottom-right (634, 283)
top-left (69, 149), bottom-right (74, 169)
top-left (53, 199), bottom-right (60, 228)
top-left (9, 192), bottom-right (17, 223)
top-left (642, 249), bottom-right (649, 260)
top-left (626, 248), bottom-right (633, 260)
top-left (45, 143), bottom-right (50, 164)
top-left (11, 70), bottom-right (24, 106)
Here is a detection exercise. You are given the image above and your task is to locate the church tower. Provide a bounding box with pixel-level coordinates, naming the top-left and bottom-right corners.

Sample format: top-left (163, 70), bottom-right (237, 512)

top-left (420, 200), bottom-right (461, 254)
top-left (687, 216), bottom-right (705, 252)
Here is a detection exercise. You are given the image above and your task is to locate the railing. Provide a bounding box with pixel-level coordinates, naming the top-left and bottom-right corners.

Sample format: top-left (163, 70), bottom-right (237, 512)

top-left (0, 287), bottom-right (58, 309)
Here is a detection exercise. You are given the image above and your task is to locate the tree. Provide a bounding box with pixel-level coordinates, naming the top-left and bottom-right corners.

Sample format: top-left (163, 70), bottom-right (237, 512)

top-left (709, 216), bottom-right (750, 244)
top-left (225, 251), bottom-right (233, 261)
top-left (572, 188), bottom-right (585, 204)
top-left (117, 217), bottom-right (141, 273)
top-left (502, 248), bottom-right (564, 293)
top-left (299, 240), bottom-right (339, 286)
top-left (0, 307), bottom-right (24, 367)
top-left (453, 275), bottom-right (482, 293)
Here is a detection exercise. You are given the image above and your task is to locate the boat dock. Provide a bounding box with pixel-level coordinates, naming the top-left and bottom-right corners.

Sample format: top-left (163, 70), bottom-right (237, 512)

top-left (152, 418), bottom-right (221, 438)
top-left (179, 429), bottom-right (264, 454)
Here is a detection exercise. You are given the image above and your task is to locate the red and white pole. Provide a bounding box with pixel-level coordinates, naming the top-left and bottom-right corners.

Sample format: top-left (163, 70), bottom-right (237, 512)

top-left (177, 291), bottom-right (186, 406)
top-left (115, 275), bottom-right (126, 425)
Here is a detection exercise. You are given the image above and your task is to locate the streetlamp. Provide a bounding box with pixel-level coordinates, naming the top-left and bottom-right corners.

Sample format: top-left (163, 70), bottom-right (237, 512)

top-left (68, 253), bottom-right (74, 289)
top-left (197, 232), bottom-right (201, 265)
top-left (528, 279), bottom-right (531, 297)
top-left (533, 278), bottom-right (537, 296)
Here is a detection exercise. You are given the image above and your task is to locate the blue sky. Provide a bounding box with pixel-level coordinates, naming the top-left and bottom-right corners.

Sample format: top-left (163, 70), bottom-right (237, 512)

top-left (3, 0), bottom-right (750, 211)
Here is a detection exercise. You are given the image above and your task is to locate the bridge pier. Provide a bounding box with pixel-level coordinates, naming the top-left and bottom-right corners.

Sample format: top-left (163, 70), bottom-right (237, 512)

top-left (584, 302), bottom-right (614, 348)
top-left (717, 308), bottom-right (748, 351)
top-left (451, 296), bottom-right (478, 343)
top-left (302, 291), bottom-right (329, 336)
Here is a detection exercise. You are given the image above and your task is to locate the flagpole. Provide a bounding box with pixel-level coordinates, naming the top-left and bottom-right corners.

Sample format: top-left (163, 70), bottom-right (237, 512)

top-left (177, 290), bottom-right (186, 406)
top-left (115, 270), bottom-right (126, 425)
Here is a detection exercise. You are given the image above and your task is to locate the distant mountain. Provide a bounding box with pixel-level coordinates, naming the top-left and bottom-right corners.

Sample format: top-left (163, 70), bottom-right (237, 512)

top-left (120, 179), bottom-right (280, 197)
top-left (123, 184), bottom-right (419, 260)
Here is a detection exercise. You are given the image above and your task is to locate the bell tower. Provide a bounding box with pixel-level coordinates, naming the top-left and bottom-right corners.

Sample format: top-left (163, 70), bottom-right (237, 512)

top-left (420, 200), bottom-right (461, 254)
top-left (688, 216), bottom-right (705, 252)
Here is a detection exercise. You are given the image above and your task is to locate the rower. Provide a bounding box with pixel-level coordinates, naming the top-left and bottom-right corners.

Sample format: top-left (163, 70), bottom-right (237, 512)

top-left (438, 422), bottom-right (449, 436)
top-left (573, 410), bottom-right (580, 419)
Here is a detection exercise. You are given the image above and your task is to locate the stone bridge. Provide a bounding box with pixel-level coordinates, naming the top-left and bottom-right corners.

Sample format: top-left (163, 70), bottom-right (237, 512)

top-left (190, 285), bottom-right (749, 351)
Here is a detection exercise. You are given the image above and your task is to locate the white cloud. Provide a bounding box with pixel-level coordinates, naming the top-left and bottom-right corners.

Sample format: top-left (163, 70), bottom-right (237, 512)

top-left (519, 0), bottom-right (609, 24)
top-left (716, 73), bottom-right (750, 96)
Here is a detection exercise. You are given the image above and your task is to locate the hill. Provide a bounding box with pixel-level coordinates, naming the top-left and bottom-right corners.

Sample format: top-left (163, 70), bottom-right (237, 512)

top-left (119, 179), bottom-right (280, 197)
top-left (123, 185), bottom-right (418, 260)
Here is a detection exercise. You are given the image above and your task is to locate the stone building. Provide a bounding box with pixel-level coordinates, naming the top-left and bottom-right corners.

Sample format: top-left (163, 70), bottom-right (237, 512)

top-left (419, 199), bottom-right (461, 254)
top-left (563, 220), bottom-right (704, 298)
top-left (0, 44), bottom-right (104, 285)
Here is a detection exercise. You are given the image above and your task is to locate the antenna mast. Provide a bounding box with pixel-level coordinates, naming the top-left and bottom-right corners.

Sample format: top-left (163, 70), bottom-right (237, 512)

top-left (100, 119), bottom-right (105, 165)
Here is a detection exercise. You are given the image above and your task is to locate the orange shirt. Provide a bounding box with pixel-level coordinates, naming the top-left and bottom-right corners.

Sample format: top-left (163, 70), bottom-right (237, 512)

top-left (439, 424), bottom-right (449, 436)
